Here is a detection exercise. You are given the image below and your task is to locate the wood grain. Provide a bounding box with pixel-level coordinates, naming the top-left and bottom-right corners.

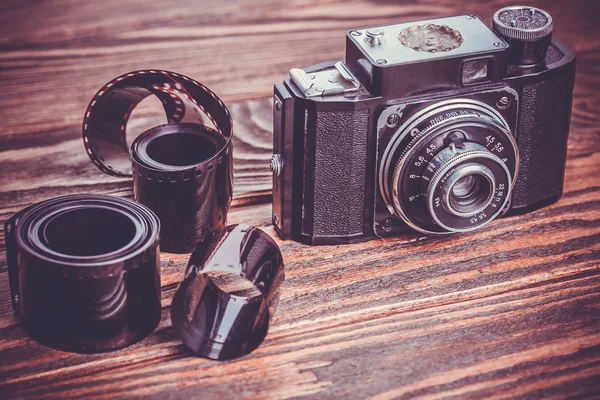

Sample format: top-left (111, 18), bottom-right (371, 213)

top-left (1, 0), bottom-right (600, 398)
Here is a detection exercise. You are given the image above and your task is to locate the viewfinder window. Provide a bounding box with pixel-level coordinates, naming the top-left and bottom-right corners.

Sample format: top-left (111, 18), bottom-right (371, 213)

top-left (462, 58), bottom-right (493, 85)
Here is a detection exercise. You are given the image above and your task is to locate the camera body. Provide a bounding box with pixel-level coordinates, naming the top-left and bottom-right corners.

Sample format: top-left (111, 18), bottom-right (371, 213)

top-left (272, 8), bottom-right (576, 244)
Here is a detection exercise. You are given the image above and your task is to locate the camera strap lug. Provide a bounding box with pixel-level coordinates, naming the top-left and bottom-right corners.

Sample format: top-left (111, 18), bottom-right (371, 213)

top-left (273, 84), bottom-right (295, 240)
top-left (289, 62), bottom-right (360, 97)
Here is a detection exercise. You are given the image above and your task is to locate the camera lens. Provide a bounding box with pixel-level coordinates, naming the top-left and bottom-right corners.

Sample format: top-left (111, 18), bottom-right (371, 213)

top-left (445, 166), bottom-right (495, 217)
top-left (424, 142), bottom-right (510, 232)
top-left (379, 98), bottom-right (519, 234)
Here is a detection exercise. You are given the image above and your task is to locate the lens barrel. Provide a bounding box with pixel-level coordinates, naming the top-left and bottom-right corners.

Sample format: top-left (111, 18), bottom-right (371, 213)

top-left (423, 142), bottom-right (511, 232)
top-left (380, 99), bottom-right (518, 234)
top-left (445, 165), bottom-right (495, 217)
top-left (5, 194), bottom-right (161, 353)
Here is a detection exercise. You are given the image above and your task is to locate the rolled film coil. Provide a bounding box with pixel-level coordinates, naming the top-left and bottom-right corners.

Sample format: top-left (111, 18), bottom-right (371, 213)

top-left (82, 70), bottom-right (233, 253)
top-left (171, 224), bottom-right (285, 360)
top-left (4, 194), bottom-right (161, 353)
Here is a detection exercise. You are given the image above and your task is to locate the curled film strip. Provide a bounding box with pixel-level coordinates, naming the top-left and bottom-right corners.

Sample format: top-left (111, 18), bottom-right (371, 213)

top-left (82, 70), bottom-right (233, 253)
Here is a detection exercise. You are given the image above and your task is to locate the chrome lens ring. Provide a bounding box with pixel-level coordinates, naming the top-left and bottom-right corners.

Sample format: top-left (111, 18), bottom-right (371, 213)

top-left (426, 149), bottom-right (512, 232)
top-left (384, 99), bottom-right (518, 235)
top-left (442, 164), bottom-right (496, 218)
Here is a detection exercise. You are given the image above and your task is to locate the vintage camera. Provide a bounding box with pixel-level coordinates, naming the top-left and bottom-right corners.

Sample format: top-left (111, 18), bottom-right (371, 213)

top-left (272, 6), bottom-right (576, 244)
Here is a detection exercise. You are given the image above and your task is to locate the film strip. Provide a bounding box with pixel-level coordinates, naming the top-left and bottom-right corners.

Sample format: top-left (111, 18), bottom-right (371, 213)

top-left (5, 194), bottom-right (161, 353)
top-left (171, 224), bottom-right (285, 360)
top-left (82, 70), bottom-right (233, 253)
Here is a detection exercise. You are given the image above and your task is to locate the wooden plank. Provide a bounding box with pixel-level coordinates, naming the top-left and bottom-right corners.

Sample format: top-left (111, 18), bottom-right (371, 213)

top-left (1, 0), bottom-right (600, 398)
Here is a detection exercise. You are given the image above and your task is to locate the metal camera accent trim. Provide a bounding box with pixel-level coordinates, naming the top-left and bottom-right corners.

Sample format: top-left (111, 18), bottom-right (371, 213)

top-left (349, 15), bottom-right (508, 66)
top-left (441, 164), bottom-right (496, 218)
top-left (426, 151), bottom-right (512, 233)
top-left (289, 62), bottom-right (360, 97)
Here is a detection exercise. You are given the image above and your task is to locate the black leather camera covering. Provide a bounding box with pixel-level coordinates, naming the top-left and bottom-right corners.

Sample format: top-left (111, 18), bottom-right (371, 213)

top-left (302, 109), bottom-right (369, 238)
top-left (510, 69), bottom-right (575, 212)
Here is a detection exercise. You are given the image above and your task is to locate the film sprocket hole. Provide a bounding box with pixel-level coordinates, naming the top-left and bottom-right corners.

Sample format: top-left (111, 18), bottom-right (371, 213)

top-left (272, 6), bottom-right (576, 245)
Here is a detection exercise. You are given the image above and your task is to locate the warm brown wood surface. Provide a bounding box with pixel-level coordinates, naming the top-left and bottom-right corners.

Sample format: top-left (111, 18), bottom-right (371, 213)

top-left (1, 0), bottom-right (600, 398)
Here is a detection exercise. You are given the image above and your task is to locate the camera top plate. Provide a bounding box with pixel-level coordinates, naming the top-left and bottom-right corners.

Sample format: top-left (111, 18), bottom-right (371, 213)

top-left (348, 14), bottom-right (508, 66)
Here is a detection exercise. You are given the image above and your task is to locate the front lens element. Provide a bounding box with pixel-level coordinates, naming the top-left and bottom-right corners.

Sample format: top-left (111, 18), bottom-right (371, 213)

top-left (425, 143), bottom-right (511, 232)
top-left (446, 167), bottom-right (495, 217)
top-left (452, 175), bottom-right (479, 204)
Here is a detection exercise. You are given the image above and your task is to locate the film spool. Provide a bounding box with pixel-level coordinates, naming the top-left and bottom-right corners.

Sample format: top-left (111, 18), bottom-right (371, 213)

top-left (5, 194), bottom-right (161, 353)
top-left (171, 224), bottom-right (285, 360)
top-left (82, 70), bottom-right (233, 253)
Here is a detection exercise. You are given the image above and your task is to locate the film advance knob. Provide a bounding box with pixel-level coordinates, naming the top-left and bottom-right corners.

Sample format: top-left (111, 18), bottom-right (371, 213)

top-left (493, 6), bottom-right (553, 65)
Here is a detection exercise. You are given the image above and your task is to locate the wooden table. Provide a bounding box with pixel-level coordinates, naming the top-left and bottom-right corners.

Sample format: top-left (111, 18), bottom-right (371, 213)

top-left (1, 0), bottom-right (599, 398)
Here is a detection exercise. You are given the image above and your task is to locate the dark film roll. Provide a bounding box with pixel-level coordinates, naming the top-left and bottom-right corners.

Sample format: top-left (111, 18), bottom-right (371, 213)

top-left (83, 70), bottom-right (233, 253)
top-left (171, 224), bottom-right (285, 360)
top-left (131, 123), bottom-right (232, 253)
top-left (5, 194), bottom-right (161, 353)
